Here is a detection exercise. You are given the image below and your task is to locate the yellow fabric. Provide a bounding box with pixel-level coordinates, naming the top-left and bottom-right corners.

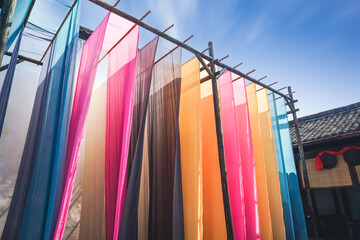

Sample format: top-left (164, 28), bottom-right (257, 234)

top-left (179, 58), bottom-right (203, 240)
top-left (246, 83), bottom-right (273, 240)
top-left (201, 80), bottom-right (227, 240)
top-left (138, 115), bottom-right (149, 240)
top-left (256, 87), bottom-right (286, 240)
top-left (79, 82), bottom-right (106, 240)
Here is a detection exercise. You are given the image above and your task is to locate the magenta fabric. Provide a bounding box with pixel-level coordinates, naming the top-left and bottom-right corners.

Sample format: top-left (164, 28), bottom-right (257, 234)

top-left (105, 22), bottom-right (139, 240)
top-left (53, 13), bottom-right (139, 240)
top-left (233, 77), bottom-right (260, 240)
top-left (53, 14), bottom-right (109, 240)
top-left (219, 71), bottom-right (246, 239)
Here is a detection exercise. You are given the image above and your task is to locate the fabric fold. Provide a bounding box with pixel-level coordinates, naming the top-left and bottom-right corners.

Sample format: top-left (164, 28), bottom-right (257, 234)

top-left (0, 27), bottom-right (24, 136)
top-left (233, 78), bottom-right (260, 240)
top-left (246, 83), bottom-right (273, 240)
top-left (147, 48), bottom-right (183, 240)
top-left (105, 23), bottom-right (139, 240)
top-left (256, 87), bottom-right (286, 240)
top-left (179, 57), bottom-right (203, 240)
top-left (276, 97), bottom-right (308, 240)
top-left (268, 93), bottom-right (296, 240)
top-left (120, 36), bottom-right (159, 240)
top-left (219, 71), bottom-right (246, 240)
top-left (2, 1), bottom-right (80, 238)
top-left (201, 79), bottom-right (227, 240)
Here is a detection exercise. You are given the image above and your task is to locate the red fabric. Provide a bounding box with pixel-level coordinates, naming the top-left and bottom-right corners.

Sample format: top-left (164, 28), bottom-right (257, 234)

top-left (315, 146), bottom-right (360, 170)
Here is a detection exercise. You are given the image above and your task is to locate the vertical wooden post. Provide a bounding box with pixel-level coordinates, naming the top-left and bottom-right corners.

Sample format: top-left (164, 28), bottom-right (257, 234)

top-left (0, 0), bottom-right (18, 65)
top-left (208, 41), bottom-right (234, 239)
top-left (288, 86), bottom-right (320, 239)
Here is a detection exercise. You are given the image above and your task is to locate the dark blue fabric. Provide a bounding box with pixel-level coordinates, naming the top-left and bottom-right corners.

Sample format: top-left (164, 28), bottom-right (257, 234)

top-left (3, 1), bottom-right (80, 239)
top-left (17, 1), bottom-right (80, 237)
top-left (0, 26), bottom-right (23, 136)
top-left (1, 40), bottom-right (55, 240)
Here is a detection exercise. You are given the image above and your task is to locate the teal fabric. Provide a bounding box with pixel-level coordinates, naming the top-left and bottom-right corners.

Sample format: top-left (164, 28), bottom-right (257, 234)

top-left (5, 0), bottom-right (32, 52)
top-left (268, 93), bottom-right (296, 240)
top-left (17, 1), bottom-right (80, 239)
top-left (276, 97), bottom-right (308, 240)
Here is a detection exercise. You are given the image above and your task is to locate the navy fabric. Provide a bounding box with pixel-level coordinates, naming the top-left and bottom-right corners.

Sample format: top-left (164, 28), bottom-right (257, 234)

top-left (0, 27), bottom-right (24, 136)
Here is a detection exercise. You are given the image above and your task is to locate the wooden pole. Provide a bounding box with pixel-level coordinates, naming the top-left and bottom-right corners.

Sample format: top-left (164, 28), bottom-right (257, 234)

top-left (288, 86), bottom-right (320, 239)
top-left (208, 41), bottom-right (234, 239)
top-left (0, 0), bottom-right (18, 65)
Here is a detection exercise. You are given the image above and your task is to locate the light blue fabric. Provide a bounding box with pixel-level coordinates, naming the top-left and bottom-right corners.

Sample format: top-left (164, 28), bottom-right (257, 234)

top-left (268, 93), bottom-right (296, 240)
top-left (0, 27), bottom-right (24, 136)
top-left (18, 0), bottom-right (80, 239)
top-left (276, 97), bottom-right (308, 240)
top-left (5, 0), bottom-right (32, 52)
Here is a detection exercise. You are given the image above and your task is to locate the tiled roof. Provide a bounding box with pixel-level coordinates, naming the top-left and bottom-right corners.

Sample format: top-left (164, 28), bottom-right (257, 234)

top-left (290, 102), bottom-right (360, 145)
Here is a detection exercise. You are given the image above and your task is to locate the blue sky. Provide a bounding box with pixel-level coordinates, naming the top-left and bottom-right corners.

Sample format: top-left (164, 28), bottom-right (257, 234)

top-left (2, 0), bottom-right (360, 117)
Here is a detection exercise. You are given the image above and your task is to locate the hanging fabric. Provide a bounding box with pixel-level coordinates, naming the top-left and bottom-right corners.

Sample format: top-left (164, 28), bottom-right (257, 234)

top-left (79, 82), bottom-right (106, 240)
top-left (268, 93), bottom-right (296, 240)
top-left (4, 0), bottom-right (32, 52)
top-left (55, 11), bottom-right (109, 240)
top-left (2, 1), bottom-right (80, 238)
top-left (76, 13), bottom-right (109, 240)
top-left (147, 47), bottom-right (183, 240)
top-left (179, 57), bottom-right (203, 240)
top-left (233, 78), bottom-right (260, 240)
top-left (0, 26), bottom-right (24, 136)
top-left (256, 87), bottom-right (286, 240)
top-left (138, 115), bottom-right (150, 240)
top-left (201, 79), bottom-right (227, 239)
top-left (120, 37), bottom-right (159, 240)
top-left (219, 71), bottom-right (246, 239)
top-left (246, 83), bottom-right (273, 240)
top-left (105, 19), bottom-right (139, 240)
top-left (1, 37), bottom-right (55, 240)
top-left (276, 97), bottom-right (308, 240)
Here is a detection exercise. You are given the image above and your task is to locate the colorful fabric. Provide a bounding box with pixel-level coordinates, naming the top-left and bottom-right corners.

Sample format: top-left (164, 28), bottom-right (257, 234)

top-left (246, 83), bottom-right (273, 240)
top-left (1, 37), bottom-right (55, 240)
top-left (256, 88), bottom-right (286, 240)
top-left (219, 71), bottom-right (246, 239)
top-left (268, 93), bottom-right (295, 240)
top-left (0, 27), bottom-right (24, 136)
top-left (179, 57), bottom-right (203, 240)
top-left (276, 98), bottom-right (308, 240)
top-left (233, 78), bottom-right (260, 240)
top-left (4, 0), bottom-right (32, 52)
top-left (79, 82), bottom-right (107, 240)
top-left (54, 9), bottom-right (110, 240)
top-left (105, 20), bottom-right (139, 240)
top-left (201, 79), bottom-right (227, 240)
top-left (2, 1), bottom-right (80, 238)
top-left (147, 48), bottom-right (183, 240)
top-left (120, 37), bottom-right (159, 240)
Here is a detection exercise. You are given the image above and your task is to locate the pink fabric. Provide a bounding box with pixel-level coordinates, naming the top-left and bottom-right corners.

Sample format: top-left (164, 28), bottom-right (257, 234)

top-left (105, 23), bottom-right (139, 240)
top-left (219, 71), bottom-right (246, 239)
top-left (233, 78), bottom-right (260, 240)
top-left (54, 13), bottom-right (110, 240)
top-left (54, 13), bottom-right (139, 240)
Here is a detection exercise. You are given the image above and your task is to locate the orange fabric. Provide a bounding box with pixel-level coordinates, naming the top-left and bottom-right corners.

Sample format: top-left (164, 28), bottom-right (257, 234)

top-left (256, 87), bottom-right (286, 240)
top-left (246, 83), bottom-right (273, 240)
top-left (201, 79), bottom-right (227, 240)
top-left (179, 58), bottom-right (203, 240)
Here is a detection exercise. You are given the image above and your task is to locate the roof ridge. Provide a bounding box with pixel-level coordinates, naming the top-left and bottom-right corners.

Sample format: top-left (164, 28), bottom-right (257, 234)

top-left (294, 101), bottom-right (360, 123)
